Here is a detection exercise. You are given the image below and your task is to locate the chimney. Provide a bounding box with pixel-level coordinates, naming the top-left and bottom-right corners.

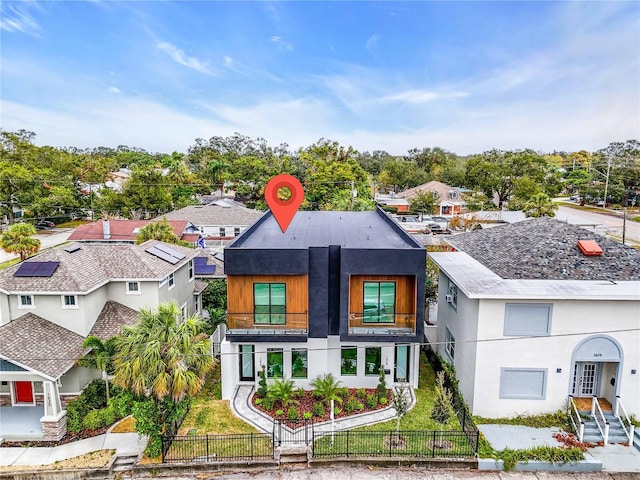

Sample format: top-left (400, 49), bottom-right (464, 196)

top-left (103, 220), bottom-right (111, 240)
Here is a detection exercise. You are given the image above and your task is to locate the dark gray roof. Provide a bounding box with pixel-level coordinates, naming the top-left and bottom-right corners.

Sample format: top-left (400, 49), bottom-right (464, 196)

top-left (230, 209), bottom-right (423, 250)
top-left (447, 217), bottom-right (640, 281)
top-left (0, 314), bottom-right (84, 379)
top-left (89, 301), bottom-right (139, 340)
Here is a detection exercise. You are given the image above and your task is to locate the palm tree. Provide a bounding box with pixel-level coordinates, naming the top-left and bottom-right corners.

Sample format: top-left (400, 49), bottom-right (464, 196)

top-left (523, 193), bottom-right (558, 218)
top-left (0, 222), bottom-right (41, 261)
top-left (113, 302), bottom-right (214, 403)
top-left (78, 336), bottom-right (118, 402)
top-left (310, 373), bottom-right (344, 407)
top-left (207, 159), bottom-right (228, 197)
top-left (134, 218), bottom-right (179, 245)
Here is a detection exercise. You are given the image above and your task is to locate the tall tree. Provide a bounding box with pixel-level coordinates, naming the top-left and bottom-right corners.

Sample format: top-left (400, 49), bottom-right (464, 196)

top-left (0, 222), bottom-right (41, 261)
top-left (135, 218), bottom-right (179, 245)
top-left (113, 303), bottom-right (215, 455)
top-left (78, 336), bottom-right (118, 402)
top-left (523, 193), bottom-right (558, 218)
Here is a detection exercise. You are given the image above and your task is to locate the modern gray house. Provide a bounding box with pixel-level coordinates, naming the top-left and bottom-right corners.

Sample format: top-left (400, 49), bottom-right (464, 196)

top-left (219, 208), bottom-right (426, 400)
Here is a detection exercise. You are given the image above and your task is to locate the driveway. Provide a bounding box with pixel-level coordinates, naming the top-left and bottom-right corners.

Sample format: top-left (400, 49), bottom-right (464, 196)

top-left (555, 205), bottom-right (640, 245)
top-left (0, 228), bottom-right (74, 263)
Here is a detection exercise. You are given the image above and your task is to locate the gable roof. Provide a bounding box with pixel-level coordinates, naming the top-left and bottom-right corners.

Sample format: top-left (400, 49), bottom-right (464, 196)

top-left (0, 313), bottom-right (84, 380)
top-left (446, 217), bottom-right (640, 281)
top-left (0, 240), bottom-right (199, 294)
top-left (88, 301), bottom-right (139, 340)
top-left (68, 219), bottom-right (192, 242)
top-left (153, 201), bottom-right (263, 226)
top-left (397, 181), bottom-right (466, 203)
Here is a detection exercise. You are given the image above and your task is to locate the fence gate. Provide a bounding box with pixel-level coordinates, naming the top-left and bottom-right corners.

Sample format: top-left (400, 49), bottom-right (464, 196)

top-left (273, 419), bottom-right (313, 445)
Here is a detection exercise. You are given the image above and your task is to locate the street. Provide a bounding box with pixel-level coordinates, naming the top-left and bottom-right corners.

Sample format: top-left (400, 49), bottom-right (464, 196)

top-left (0, 228), bottom-right (74, 264)
top-left (555, 205), bottom-right (640, 246)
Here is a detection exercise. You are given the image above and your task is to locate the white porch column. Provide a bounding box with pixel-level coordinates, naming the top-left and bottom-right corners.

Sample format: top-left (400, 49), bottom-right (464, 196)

top-left (42, 380), bottom-right (62, 417)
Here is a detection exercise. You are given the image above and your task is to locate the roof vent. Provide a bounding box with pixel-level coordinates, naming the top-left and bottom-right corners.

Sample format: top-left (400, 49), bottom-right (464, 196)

top-left (577, 240), bottom-right (603, 256)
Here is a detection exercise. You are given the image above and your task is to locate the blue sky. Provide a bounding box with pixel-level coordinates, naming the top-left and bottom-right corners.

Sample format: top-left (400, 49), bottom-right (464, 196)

top-left (1, 1), bottom-right (638, 155)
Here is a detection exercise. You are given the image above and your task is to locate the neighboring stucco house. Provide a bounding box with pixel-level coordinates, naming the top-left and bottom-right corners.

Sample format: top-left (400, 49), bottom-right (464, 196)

top-left (397, 181), bottom-right (467, 216)
top-left (219, 208), bottom-right (426, 400)
top-left (153, 199), bottom-right (263, 245)
top-left (68, 219), bottom-right (201, 245)
top-left (429, 218), bottom-right (640, 421)
top-left (0, 241), bottom-right (202, 441)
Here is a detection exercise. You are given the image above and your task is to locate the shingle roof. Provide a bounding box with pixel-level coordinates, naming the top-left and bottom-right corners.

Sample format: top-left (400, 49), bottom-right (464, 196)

top-left (69, 219), bottom-right (191, 242)
top-left (446, 217), bottom-right (640, 281)
top-left (153, 202), bottom-right (263, 226)
top-left (0, 314), bottom-right (84, 379)
top-left (0, 240), bottom-right (199, 293)
top-left (88, 301), bottom-right (139, 340)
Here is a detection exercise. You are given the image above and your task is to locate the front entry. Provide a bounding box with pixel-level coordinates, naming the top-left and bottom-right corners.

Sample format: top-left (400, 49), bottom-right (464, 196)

top-left (572, 362), bottom-right (598, 397)
top-left (239, 345), bottom-right (255, 381)
top-left (13, 381), bottom-right (34, 404)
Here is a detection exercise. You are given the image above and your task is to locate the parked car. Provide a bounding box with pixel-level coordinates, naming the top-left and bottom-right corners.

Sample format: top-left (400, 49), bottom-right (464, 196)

top-left (36, 220), bottom-right (56, 229)
top-left (596, 200), bottom-right (605, 207)
top-left (393, 215), bottom-right (435, 233)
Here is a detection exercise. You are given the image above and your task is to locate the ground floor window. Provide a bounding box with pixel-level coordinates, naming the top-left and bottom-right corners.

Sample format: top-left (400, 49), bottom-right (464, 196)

top-left (365, 347), bottom-right (382, 376)
top-left (445, 327), bottom-right (455, 361)
top-left (291, 349), bottom-right (308, 378)
top-left (341, 347), bottom-right (357, 375)
top-left (267, 348), bottom-right (284, 378)
top-left (239, 345), bottom-right (254, 381)
top-left (395, 344), bottom-right (410, 382)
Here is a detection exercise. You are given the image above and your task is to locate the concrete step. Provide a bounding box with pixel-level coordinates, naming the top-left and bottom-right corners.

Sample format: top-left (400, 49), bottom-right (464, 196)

top-left (111, 453), bottom-right (139, 472)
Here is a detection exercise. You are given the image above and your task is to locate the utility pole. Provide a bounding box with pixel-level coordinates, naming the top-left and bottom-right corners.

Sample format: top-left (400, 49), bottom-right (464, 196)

top-left (349, 180), bottom-right (355, 211)
top-left (602, 156), bottom-right (612, 209)
top-left (622, 208), bottom-right (626, 245)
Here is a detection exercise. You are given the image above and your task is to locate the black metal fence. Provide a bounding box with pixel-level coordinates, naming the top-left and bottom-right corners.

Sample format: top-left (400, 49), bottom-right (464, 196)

top-left (160, 408), bottom-right (190, 460)
top-left (162, 432), bottom-right (273, 463)
top-left (273, 419), bottom-right (313, 445)
top-left (312, 430), bottom-right (478, 458)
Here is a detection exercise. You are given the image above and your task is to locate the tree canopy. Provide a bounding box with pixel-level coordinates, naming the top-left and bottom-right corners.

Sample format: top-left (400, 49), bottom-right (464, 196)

top-left (0, 222), bottom-right (41, 261)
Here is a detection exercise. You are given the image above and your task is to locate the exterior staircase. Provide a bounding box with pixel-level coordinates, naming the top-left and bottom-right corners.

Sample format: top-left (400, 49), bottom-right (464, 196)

top-left (581, 410), bottom-right (632, 445)
top-left (110, 453), bottom-right (140, 473)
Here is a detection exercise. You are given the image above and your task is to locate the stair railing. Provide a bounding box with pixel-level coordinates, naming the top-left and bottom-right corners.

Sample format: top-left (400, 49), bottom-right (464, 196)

top-left (591, 396), bottom-right (609, 444)
top-left (567, 395), bottom-right (585, 442)
top-left (614, 396), bottom-right (635, 444)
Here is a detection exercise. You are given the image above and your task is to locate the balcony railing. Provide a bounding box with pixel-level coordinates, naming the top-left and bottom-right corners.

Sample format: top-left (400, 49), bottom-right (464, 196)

top-left (348, 313), bottom-right (416, 335)
top-left (226, 313), bottom-right (308, 335)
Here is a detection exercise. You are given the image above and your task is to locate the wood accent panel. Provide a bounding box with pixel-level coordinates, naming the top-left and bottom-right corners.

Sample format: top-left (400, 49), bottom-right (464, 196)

top-left (349, 275), bottom-right (416, 315)
top-left (227, 275), bottom-right (308, 314)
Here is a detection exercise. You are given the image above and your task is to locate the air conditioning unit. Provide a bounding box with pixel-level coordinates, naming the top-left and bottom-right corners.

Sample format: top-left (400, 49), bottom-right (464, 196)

top-left (445, 294), bottom-right (454, 303)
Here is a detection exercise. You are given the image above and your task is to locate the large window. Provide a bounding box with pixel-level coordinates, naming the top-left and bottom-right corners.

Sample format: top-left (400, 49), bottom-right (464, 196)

top-left (291, 349), bottom-right (308, 378)
top-left (254, 283), bottom-right (286, 324)
top-left (365, 347), bottom-right (382, 376)
top-left (267, 348), bottom-right (283, 378)
top-left (363, 281), bottom-right (395, 323)
top-left (500, 368), bottom-right (547, 400)
top-left (341, 347), bottom-right (357, 376)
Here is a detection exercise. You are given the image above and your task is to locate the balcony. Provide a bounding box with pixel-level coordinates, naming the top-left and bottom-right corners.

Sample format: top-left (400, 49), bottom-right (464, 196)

top-left (348, 313), bottom-right (416, 336)
top-left (226, 313), bottom-right (308, 335)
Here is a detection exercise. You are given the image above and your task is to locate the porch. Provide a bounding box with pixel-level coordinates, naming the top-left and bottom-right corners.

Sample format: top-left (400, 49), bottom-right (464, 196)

top-left (348, 313), bottom-right (416, 336)
top-left (0, 405), bottom-right (44, 441)
top-left (226, 313), bottom-right (308, 335)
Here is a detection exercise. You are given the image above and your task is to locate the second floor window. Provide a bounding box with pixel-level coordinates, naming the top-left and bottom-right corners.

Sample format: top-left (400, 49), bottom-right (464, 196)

top-left (126, 281), bottom-right (140, 294)
top-left (62, 295), bottom-right (77, 308)
top-left (254, 283), bottom-right (285, 324)
top-left (363, 281), bottom-right (395, 323)
top-left (168, 273), bottom-right (175, 289)
top-left (19, 294), bottom-right (34, 308)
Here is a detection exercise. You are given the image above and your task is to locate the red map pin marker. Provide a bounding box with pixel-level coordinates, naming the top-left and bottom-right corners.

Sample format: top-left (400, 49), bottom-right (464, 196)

top-left (264, 174), bottom-right (304, 233)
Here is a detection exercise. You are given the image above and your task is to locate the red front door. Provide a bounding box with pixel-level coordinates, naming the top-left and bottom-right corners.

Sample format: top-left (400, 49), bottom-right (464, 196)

top-left (14, 381), bottom-right (34, 404)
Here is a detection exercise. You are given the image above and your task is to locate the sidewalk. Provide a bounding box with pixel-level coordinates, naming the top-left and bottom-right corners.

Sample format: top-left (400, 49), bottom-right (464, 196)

top-left (0, 431), bottom-right (147, 467)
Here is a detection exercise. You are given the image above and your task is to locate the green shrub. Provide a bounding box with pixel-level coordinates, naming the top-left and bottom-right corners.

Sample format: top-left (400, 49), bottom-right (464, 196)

top-left (303, 411), bottom-right (312, 420)
top-left (275, 409), bottom-right (284, 417)
top-left (82, 379), bottom-right (108, 409)
top-left (337, 387), bottom-right (349, 398)
top-left (379, 397), bottom-right (387, 405)
top-left (100, 406), bottom-right (117, 426)
top-left (109, 389), bottom-right (136, 418)
top-left (254, 398), bottom-right (263, 406)
top-left (287, 406), bottom-right (299, 421)
top-left (345, 396), bottom-right (359, 413)
top-left (66, 400), bottom-right (88, 433)
top-left (333, 406), bottom-right (342, 416)
top-left (366, 393), bottom-right (378, 408)
top-left (82, 409), bottom-right (106, 430)
top-left (294, 388), bottom-right (305, 398)
top-left (312, 402), bottom-right (325, 417)
top-left (261, 397), bottom-right (275, 411)
top-left (356, 402), bottom-right (364, 411)
top-left (376, 369), bottom-right (387, 397)
top-left (256, 365), bottom-right (268, 398)
top-left (356, 388), bottom-right (366, 398)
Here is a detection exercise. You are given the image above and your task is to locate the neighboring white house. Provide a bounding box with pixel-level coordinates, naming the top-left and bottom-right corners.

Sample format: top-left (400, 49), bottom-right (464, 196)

top-left (153, 199), bottom-right (263, 245)
top-left (0, 241), bottom-right (202, 441)
top-left (429, 218), bottom-right (639, 420)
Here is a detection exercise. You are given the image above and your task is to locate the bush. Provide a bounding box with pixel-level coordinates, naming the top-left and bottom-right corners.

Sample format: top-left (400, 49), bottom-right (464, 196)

top-left (333, 406), bottom-right (342, 416)
top-left (256, 365), bottom-right (268, 398)
top-left (261, 397), bottom-right (275, 411)
top-left (356, 402), bottom-right (364, 411)
top-left (379, 397), bottom-right (387, 405)
top-left (275, 409), bottom-right (284, 417)
top-left (82, 409), bottom-right (106, 430)
top-left (109, 389), bottom-right (136, 418)
top-left (337, 387), bottom-right (349, 398)
top-left (345, 396), bottom-right (359, 413)
top-left (66, 401), bottom-right (88, 433)
top-left (303, 411), bottom-right (312, 420)
top-left (366, 393), bottom-right (378, 409)
top-left (82, 379), bottom-right (108, 409)
top-left (312, 402), bottom-right (325, 417)
top-left (254, 398), bottom-right (263, 406)
top-left (376, 369), bottom-right (387, 397)
top-left (294, 388), bottom-right (305, 398)
top-left (100, 406), bottom-right (117, 426)
top-left (287, 406), bottom-right (299, 421)
top-left (356, 388), bottom-right (367, 399)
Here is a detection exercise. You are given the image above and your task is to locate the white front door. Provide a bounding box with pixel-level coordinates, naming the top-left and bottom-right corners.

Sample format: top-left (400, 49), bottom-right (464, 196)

top-left (573, 362), bottom-right (598, 397)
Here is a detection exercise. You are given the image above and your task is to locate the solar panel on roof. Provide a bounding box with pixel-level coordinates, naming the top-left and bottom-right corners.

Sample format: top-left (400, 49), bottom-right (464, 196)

top-left (64, 245), bottom-right (82, 253)
top-left (14, 261), bottom-right (60, 277)
top-left (146, 246), bottom-right (180, 264)
top-left (154, 243), bottom-right (186, 260)
top-left (194, 257), bottom-right (216, 275)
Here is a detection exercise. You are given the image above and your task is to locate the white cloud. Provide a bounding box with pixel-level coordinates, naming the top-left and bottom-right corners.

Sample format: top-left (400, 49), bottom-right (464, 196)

top-left (157, 42), bottom-right (215, 75)
top-left (365, 34), bottom-right (380, 55)
top-left (381, 90), bottom-right (469, 104)
top-left (108, 86), bottom-right (121, 94)
top-left (270, 36), bottom-right (293, 51)
top-left (0, 3), bottom-right (40, 36)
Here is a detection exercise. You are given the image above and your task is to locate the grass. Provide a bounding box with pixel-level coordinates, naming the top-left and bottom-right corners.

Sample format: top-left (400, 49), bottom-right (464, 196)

top-left (355, 354), bottom-right (460, 432)
top-left (0, 257), bottom-right (20, 270)
top-left (110, 415), bottom-right (135, 433)
top-left (474, 410), bottom-right (570, 429)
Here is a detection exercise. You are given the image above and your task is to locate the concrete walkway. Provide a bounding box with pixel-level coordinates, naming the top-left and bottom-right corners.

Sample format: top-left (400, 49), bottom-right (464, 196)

top-left (231, 384), bottom-right (416, 437)
top-left (0, 431), bottom-right (148, 467)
